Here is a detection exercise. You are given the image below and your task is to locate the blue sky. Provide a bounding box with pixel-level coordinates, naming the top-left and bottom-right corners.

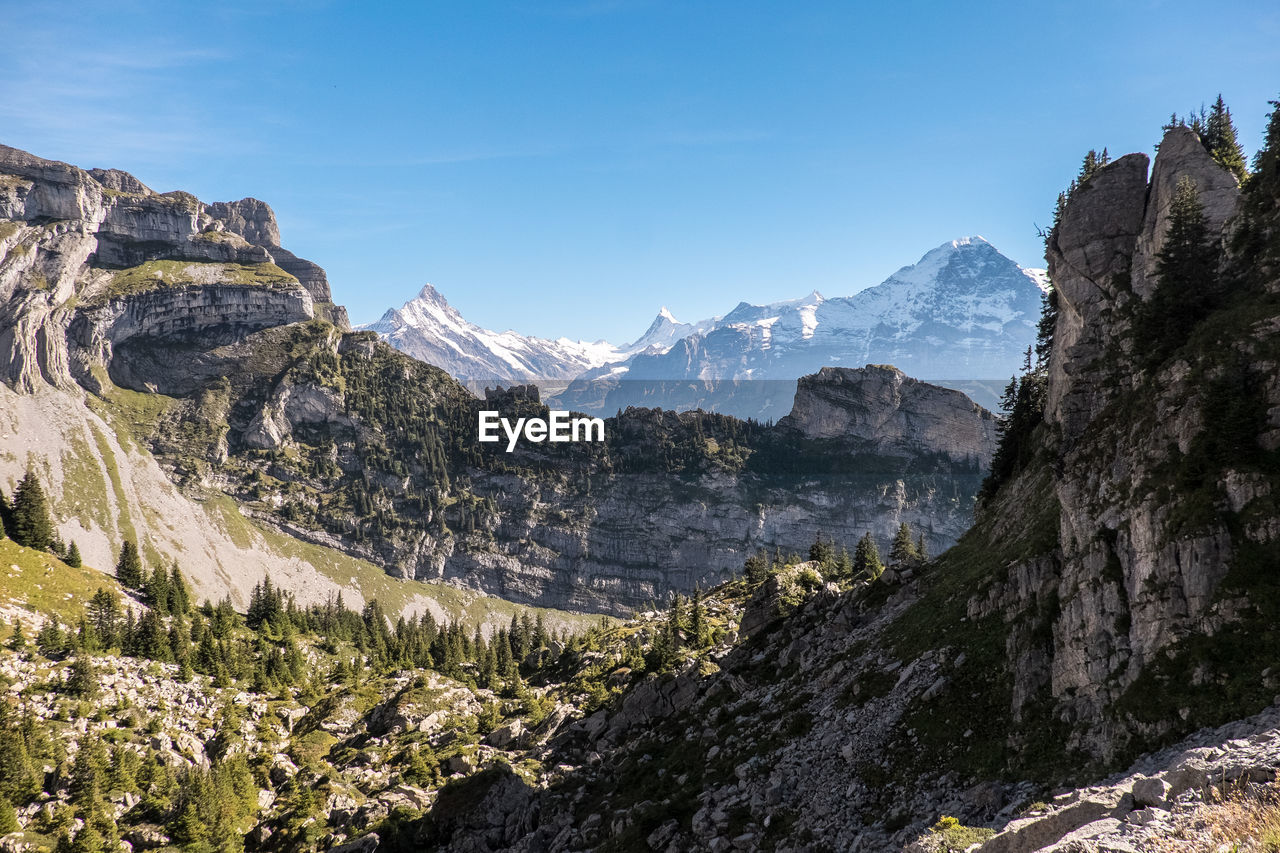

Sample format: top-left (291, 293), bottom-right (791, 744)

top-left (3, 1), bottom-right (1279, 342)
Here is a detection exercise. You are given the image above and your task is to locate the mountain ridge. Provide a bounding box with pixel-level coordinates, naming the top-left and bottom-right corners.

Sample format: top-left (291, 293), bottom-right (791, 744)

top-left (359, 236), bottom-right (1044, 415)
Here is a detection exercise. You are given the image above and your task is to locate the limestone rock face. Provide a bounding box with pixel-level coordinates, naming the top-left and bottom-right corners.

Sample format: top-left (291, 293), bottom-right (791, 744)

top-left (777, 365), bottom-right (997, 466)
top-left (1045, 151), bottom-right (1148, 436)
top-left (206, 198), bottom-right (282, 248)
top-left (1131, 126), bottom-right (1242, 300)
top-left (86, 167), bottom-right (152, 196)
top-left (998, 126), bottom-right (1258, 759)
top-left (0, 142), bottom-right (346, 392)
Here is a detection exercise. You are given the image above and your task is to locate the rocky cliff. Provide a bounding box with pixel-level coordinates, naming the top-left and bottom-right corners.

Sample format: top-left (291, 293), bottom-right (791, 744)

top-left (0, 143), bottom-right (996, 616)
top-left (923, 120), bottom-right (1280, 772)
top-left (0, 144), bottom-right (348, 394)
top-left (778, 365), bottom-right (997, 467)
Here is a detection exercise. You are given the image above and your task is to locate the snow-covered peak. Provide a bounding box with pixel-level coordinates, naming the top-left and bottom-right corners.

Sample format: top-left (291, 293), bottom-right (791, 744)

top-left (624, 305), bottom-right (718, 354)
top-left (877, 236), bottom-right (1009, 293)
top-left (416, 282), bottom-right (449, 303)
top-left (1022, 268), bottom-right (1051, 293)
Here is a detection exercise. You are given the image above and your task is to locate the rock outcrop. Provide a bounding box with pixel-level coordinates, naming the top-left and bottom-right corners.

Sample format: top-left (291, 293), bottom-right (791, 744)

top-left (0, 142), bottom-right (348, 393)
top-left (777, 365), bottom-right (997, 466)
top-left (960, 121), bottom-right (1279, 768)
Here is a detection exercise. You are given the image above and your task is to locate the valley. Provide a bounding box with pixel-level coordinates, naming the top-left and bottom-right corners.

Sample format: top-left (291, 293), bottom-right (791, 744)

top-left (2, 89), bottom-right (1280, 853)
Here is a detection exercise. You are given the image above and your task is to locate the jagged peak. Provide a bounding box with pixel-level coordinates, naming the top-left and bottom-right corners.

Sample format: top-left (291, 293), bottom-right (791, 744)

top-left (414, 282), bottom-right (451, 305)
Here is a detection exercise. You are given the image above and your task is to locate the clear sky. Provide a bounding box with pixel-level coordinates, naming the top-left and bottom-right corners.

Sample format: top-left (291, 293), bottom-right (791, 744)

top-left (2, 1), bottom-right (1278, 342)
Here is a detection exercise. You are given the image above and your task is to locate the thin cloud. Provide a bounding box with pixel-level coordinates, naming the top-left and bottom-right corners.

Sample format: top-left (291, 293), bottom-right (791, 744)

top-left (0, 25), bottom-right (235, 164)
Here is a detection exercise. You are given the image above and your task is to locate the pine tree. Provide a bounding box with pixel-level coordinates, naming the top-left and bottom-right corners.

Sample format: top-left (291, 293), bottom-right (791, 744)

top-left (0, 708), bottom-right (38, 804)
top-left (144, 564), bottom-right (170, 615)
top-left (667, 594), bottom-right (686, 648)
top-left (689, 589), bottom-right (711, 649)
top-left (1203, 94), bottom-right (1248, 183)
top-left (6, 619), bottom-right (24, 653)
top-left (1134, 175), bottom-right (1220, 368)
top-left (166, 568), bottom-right (188, 614)
top-left (808, 535), bottom-right (835, 568)
top-left (135, 609), bottom-right (172, 663)
top-left (1245, 99), bottom-right (1280, 223)
top-left (10, 469), bottom-right (54, 551)
top-left (68, 816), bottom-right (103, 853)
top-left (743, 551), bottom-right (769, 585)
top-left (889, 522), bottom-right (919, 565)
top-left (837, 547), bottom-right (853, 578)
top-left (87, 589), bottom-right (121, 650)
top-left (853, 532), bottom-right (884, 580)
top-left (114, 541), bottom-right (143, 590)
top-left (1034, 282), bottom-right (1058, 369)
top-left (0, 794), bottom-right (19, 834)
top-left (66, 656), bottom-right (98, 699)
top-left (36, 617), bottom-right (68, 660)
top-left (65, 540), bottom-right (82, 568)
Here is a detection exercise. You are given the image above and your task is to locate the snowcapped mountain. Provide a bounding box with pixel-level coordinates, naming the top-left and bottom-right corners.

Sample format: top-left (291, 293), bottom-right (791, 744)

top-left (552, 237), bottom-right (1046, 417)
top-left (360, 284), bottom-right (711, 384)
top-left (363, 237), bottom-right (1044, 416)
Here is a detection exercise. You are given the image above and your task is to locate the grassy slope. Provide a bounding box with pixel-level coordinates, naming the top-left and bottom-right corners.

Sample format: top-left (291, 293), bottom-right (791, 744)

top-left (0, 538), bottom-right (121, 624)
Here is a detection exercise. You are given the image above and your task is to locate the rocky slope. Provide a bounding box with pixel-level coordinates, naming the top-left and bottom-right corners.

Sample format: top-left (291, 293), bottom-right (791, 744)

top-left (552, 237), bottom-right (1046, 418)
top-left (0, 143), bottom-right (997, 615)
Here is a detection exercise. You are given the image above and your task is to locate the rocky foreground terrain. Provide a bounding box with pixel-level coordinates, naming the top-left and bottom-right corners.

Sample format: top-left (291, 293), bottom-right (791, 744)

top-left (5, 558), bottom-right (1280, 853)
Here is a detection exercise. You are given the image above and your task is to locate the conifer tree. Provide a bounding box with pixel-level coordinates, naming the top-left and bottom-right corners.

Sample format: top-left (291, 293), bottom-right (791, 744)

top-left (114, 541), bottom-right (143, 590)
top-left (1134, 176), bottom-right (1219, 367)
top-left (808, 535), bottom-right (835, 568)
top-left (10, 469), bottom-right (54, 551)
top-left (689, 589), bottom-right (711, 649)
top-left (144, 565), bottom-right (170, 615)
top-left (36, 617), bottom-right (68, 660)
top-left (853, 532), bottom-right (884, 580)
top-left (65, 540), bottom-right (82, 568)
top-left (87, 589), bottom-right (121, 650)
top-left (135, 609), bottom-right (172, 663)
top-left (889, 522), bottom-right (919, 565)
top-left (1203, 94), bottom-right (1249, 183)
top-left (6, 619), bottom-right (24, 653)
top-left (0, 794), bottom-right (19, 835)
top-left (1035, 282), bottom-right (1058, 369)
top-left (65, 656), bottom-right (98, 699)
top-left (743, 551), bottom-right (769, 585)
top-left (667, 594), bottom-right (686, 648)
top-left (1246, 98), bottom-right (1280, 220)
top-left (0, 707), bottom-right (38, 804)
top-left (837, 547), bottom-right (853, 578)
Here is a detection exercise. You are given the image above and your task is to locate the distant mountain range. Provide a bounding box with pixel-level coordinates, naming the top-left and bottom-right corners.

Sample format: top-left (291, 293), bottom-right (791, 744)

top-left (362, 237), bottom-right (1047, 415)
top-left (361, 283), bottom-right (715, 387)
